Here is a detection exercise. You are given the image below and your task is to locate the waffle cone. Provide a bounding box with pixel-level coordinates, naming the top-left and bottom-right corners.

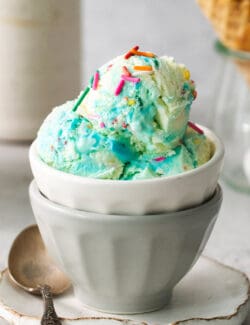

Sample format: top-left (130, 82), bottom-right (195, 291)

top-left (197, 0), bottom-right (250, 52)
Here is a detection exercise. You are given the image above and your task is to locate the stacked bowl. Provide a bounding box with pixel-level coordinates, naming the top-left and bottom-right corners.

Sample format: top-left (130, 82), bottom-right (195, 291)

top-left (29, 126), bottom-right (224, 314)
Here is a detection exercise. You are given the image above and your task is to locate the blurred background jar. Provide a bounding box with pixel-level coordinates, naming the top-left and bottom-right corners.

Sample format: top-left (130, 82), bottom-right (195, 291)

top-left (0, 0), bottom-right (81, 141)
top-left (213, 41), bottom-right (250, 193)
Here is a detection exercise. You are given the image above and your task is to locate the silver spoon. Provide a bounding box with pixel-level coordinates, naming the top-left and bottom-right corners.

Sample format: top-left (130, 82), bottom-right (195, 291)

top-left (8, 225), bottom-right (71, 324)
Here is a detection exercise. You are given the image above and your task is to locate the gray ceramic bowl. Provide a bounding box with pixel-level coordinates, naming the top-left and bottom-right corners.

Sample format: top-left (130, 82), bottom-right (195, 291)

top-left (29, 180), bottom-right (223, 314)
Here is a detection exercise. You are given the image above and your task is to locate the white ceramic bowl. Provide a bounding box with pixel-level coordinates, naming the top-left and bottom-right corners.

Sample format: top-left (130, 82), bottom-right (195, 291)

top-left (29, 125), bottom-right (224, 215)
top-left (29, 180), bottom-right (223, 314)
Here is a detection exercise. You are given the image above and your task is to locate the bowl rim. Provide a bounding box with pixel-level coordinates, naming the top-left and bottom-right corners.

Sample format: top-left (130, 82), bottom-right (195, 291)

top-left (29, 180), bottom-right (222, 220)
top-left (30, 124), bottom-right (224, 186)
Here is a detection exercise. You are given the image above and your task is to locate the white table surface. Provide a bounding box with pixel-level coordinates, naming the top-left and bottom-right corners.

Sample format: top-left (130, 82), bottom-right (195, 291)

top-left (0, 141), bottom-right (250, 324)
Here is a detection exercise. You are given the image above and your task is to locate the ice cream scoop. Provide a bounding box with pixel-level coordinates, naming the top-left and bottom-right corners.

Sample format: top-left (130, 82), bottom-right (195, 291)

top-left (76, 49), bottom-right (196, 153)
top-left (36, 46), bottom-right (212, 180)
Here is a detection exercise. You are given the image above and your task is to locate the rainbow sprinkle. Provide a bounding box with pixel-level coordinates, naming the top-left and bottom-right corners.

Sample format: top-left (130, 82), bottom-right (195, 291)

top-left (124, 45), bottom-right (139, 59)
top-left (193, 90), bottom-right (197, 100)
top-left (89, 75), bottom-right (94, 87)
top-left (154, 156), bottom-right (166, 162)
top-left (92, 71), bottom-right (99, 90)
top-left (131, 50), bottom-right (155, 58)
top-left (122, 66), bottom-right (131, 76)
top-left (134, 65), bottom-right (153, 71)
top-left (183, 69), bottom-right (190, 80)
top-left (115, 79), bottom-right (125, 96)
top-left (124, 46), bottom-right (156, 60)
top-left (121, 75), bottom-right (140, 83)
top-left (128, 99), bottom-right (135, 106)
top-left (124, 45), bottom-right (156, 59)
top-left (188, 121), bottom-right (204, 134)
top-left (72, 87), bottom-right (90, 112)
top-left (100, 122), bottom-right (105, 128)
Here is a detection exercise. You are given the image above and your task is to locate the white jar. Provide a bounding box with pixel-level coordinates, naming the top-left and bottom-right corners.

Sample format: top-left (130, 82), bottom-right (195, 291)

top-left (0, 0), bottom-right (81, 141)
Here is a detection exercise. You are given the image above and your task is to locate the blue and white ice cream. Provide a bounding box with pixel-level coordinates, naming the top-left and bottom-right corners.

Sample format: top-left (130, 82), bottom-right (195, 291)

top-left (37, 47), bottom-right (213, 180)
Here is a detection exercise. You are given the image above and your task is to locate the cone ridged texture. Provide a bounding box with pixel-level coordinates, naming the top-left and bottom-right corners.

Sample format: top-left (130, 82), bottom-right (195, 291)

top-left (197, 0), bottom-right (250, 51)
top-left (197, 0), bottom-right (250, 87)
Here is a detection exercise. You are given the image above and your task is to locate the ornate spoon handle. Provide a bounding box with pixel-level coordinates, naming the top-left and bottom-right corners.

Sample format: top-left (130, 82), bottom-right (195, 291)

top-left (40, 285), bottom-right (62, 325)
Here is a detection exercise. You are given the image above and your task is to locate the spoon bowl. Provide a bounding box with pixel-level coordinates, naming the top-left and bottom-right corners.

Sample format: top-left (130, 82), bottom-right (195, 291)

top-left (8, 225), bottom-right (71, 324)
top-left (8, 225), bottom-right (70, 295)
